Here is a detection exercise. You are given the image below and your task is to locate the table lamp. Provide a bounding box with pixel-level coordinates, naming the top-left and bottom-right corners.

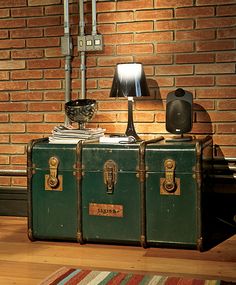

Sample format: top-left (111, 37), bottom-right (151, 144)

top-left (110, 63), bottom-right (150, 141)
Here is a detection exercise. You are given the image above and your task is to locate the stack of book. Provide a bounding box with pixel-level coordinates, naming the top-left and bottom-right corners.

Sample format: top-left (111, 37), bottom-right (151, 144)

top-left (49, 125), bottom-right (105, 144)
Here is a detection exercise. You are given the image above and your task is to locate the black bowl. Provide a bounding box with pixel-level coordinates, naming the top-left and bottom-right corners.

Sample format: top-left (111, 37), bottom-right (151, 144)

top-left (65, 99), bottom-right (97, 124)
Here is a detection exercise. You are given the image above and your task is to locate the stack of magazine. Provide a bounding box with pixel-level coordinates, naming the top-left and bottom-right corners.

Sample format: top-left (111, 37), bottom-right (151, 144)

top-left (49, 125), bottom-right (105, 144)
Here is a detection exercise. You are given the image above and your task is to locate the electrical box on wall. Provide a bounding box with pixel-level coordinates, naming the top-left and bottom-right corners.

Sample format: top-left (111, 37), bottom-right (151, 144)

top-left (78, 34), bottom-right (103, 52)
top-left (61, 36), bottom-right (73, 56)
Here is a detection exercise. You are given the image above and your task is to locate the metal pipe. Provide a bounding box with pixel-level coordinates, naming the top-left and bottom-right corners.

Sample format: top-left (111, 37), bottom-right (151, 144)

top-left (0, 169), bottom-right (27, 176)
top-left (65, 55), bottom-right (71, 102)
top-left (79, 0), bottom-right (85, 37)
top-left (91, 0), bottom-right (97, 36)
top-left (79, 0), bottom-right (86, 99)
top-left (0, 186), bottom-right (27, 191)
top-left (63, 0), bottom-right (69, 35)
top-left (63, 0), bottom-right (72, 125)
top-left (80, 52), bottom-right (86, 99)
top-left (211, 174), bottom-right (236, 179)
top-left (213, 164), bottom-right (236, 171)
top-left (213, 157), bottom-right (236, 162)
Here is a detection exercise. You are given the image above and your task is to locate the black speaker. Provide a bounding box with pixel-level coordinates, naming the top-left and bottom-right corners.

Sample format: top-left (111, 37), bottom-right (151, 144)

top-left (166, 88), bottom-right (193, 140)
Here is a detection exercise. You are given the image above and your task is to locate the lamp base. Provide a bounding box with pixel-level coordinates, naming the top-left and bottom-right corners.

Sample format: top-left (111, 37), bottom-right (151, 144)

top-left (110, 133), bottom-right (139, 143)
top-left (125, 98), bottom-right (143, 142)
top-left (125, 130), bottom-right (142, 142)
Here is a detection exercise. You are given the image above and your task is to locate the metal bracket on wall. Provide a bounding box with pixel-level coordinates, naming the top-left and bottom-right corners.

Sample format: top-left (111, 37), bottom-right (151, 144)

top-left (78, 34), bottom-right (103, 52)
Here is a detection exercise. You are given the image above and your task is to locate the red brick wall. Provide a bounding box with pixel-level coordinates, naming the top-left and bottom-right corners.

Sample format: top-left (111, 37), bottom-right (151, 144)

top-left (0, 0), bottom-right (235, 187)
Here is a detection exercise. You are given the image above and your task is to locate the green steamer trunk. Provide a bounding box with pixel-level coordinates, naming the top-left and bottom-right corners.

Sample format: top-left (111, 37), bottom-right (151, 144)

top-left (143, 136), bottom-right (213, 250)
top-left (27, 138), bottom-right (81, 242)
top-left (27, 136), bottom-right (212, 250)
top-left (80, 142), bottom-right (143, 245)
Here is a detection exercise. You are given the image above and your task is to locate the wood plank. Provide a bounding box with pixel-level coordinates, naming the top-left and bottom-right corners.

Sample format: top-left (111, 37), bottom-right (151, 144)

top-left (0, 277), bottom-right (40, 285)
top-left (0, 216), bottom-right (236, 284)
top-left (145, 237), bottom-right (236, 262)
top-left (0, 260), bottom-right (61, 285)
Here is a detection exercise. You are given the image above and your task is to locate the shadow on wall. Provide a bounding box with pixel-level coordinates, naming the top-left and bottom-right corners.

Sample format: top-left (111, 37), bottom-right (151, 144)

top-left (147, 78), bottom-right (161, 100)
top-left (192, 103), bottom-right (213, 138)
top-left (147, 78), bottom-right (164, 131)
top-left (193, 104), bottom-right (236, 247)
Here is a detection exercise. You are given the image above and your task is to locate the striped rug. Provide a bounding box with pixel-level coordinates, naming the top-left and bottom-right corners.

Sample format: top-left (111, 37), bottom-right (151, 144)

top-left (40, 267), bottom-right (221, 285)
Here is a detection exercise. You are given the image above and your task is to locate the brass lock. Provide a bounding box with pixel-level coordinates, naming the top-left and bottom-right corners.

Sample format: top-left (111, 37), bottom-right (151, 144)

top-left (163, 159), bottom-right (176, 192)
top-left (160, 159), bottom-right (180, 195)
top-left (45, 156), bottom-right (63, 191)
top-left (103, 160), bottom-right (117, 194)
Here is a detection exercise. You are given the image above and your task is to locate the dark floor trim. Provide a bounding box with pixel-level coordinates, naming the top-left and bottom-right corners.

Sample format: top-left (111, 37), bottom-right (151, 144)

top-left (0, 188), bottom-right (27, 217)
top-left (0, 182), bottom-right (235, 219)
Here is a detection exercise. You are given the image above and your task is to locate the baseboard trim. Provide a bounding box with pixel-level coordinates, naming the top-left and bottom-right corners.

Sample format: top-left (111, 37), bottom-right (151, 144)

top-left (0, 187), bottom-right (27, 217)
top-left (0, 182), bottom-right (235, 218)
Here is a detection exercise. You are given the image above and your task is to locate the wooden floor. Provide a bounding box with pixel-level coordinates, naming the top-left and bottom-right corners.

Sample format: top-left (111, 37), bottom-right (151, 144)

top-left (0, 216), bottom-right (236, 285)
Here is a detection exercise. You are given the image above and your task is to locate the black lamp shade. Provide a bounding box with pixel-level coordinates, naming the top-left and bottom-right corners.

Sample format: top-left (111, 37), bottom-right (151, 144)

top-left (109, 63), bottom-right (150, 141)
top-left (110, 63), bottom-right (150, 98)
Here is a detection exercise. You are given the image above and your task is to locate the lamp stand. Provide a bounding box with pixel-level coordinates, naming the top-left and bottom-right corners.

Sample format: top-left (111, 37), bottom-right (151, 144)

top-left (125, 97), bottom-right (142, 141)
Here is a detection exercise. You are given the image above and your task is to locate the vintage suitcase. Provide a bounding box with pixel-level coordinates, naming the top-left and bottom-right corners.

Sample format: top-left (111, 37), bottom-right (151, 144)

top-left (27, 136), bottom-right (212, 250)
top-left (80, 142), bottom-right (144, 246)
top-left (143, 136), bottom-right (213, 250)
top-left (27, 138), bottom-right (82, 242)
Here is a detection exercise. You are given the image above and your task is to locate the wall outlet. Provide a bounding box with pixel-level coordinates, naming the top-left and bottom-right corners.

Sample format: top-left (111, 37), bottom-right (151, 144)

top-left (77, 34), bottom-right (103, 52)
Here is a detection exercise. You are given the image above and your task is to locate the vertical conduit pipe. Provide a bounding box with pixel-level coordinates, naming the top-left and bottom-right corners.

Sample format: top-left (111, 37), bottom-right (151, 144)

top-left (79, 0), bottom-right (86, 99)
top-left (63, 0), bottom-right (72, 125)
top-left (91, 0), bottom-right (97, 36)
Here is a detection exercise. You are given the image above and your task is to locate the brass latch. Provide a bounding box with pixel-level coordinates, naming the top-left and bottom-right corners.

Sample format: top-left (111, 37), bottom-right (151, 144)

top-left (45, 156), bottom-right (63, 191)
top-left (103, 160), bottom-right (117, 194)
top-left (160, 159), bottom-right (180, 195)
top-left (163, 159), bottom-right (176, 192)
